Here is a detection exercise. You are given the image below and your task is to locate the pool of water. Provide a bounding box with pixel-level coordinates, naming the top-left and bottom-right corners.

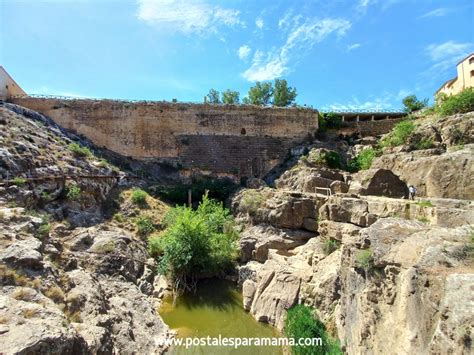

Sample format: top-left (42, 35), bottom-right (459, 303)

top-left (159, 278), bottom-right (282, 354)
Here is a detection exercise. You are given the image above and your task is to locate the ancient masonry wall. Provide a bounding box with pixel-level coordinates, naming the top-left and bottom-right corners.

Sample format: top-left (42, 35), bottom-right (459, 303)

top-left (11, 97), bottom-right (318, 178)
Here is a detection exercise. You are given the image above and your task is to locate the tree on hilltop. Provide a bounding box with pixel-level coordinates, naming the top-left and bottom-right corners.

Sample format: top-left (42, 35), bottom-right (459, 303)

top-left (243, 81), bottom-right (273, 106)
top-left (273, 79), bottom-right (297, 107)
top-left (206, 89), bottom-right (221, 104)
top-left (222, 89), bottom-right (240, 104)
top-left (402, 95), bottom-right (428, 113)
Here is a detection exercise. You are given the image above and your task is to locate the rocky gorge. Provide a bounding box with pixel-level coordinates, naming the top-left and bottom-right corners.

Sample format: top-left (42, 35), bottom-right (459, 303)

top-left (0, 101), bottom-right (473, 354)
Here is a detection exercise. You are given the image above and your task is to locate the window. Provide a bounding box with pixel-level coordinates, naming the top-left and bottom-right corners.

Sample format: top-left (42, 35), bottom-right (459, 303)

top-left (471, 70), bottom-right (474, 77)
top-left (470, 57), bottom-right (474, 65)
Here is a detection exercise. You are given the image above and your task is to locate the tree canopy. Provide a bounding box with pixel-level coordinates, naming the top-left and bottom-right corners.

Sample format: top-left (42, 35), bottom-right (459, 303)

top-left (273, 79), bottom-right (297, 107)
top-left (222, 89), bottom-right (240, 104)
top-left (243, 81), bottom-right (274, 106)
top-left (402, 95), bottom-right (428, 113)
top-left (206, 89), bottom-right (221, 104)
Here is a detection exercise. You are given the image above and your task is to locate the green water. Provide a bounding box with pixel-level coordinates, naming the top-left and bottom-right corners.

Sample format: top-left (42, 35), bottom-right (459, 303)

top-left (159, 279), bottom-right (283, 354)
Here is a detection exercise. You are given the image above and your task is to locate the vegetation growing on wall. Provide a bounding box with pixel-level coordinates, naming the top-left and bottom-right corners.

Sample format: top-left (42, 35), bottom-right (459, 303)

top-left (285, 304), bottom-right (342, 355)
top-left (148, 193), bottom-right (238, 292)
top-left (380, 119), bottom-right (416, 148)
top-left (435, 88), bottom-right (474, 116)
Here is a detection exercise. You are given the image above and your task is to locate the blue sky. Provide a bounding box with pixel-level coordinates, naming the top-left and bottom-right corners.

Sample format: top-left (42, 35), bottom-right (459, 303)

top-left (1, 0), bottom-right (473, 110)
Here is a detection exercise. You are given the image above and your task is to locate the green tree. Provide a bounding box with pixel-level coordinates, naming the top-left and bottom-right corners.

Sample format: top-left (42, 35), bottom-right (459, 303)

top-left (402, 95), bottom-right (428, 113)
top-left (148, 193), bottom-right (238, 292)
top-left (285, 304), bottom-right (342, 355)
top-left (206, 89), bottom-right (221, 104)
top-left (244, 81), bottom-right (273, 106)
top-left (273, 79), bottom-right (297, 107)
top-left (222, 89), bottom-right (240, 104)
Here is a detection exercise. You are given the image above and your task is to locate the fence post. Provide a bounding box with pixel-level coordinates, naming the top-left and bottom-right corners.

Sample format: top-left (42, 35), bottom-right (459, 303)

top-left (188, 189), bottom-right (192, 207)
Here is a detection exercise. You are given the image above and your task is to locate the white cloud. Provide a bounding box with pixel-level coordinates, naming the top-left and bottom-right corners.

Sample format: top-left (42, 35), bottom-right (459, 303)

top-left (347, 43), bottom-right (361, 51)
top-left (324, 90), bottom-right (407, 111)
top-left (425, 40), bottom-right (472, 61)
top-left (237, 45), bottom-right (251, 60)
top-left (243, 17), bottom-right (351, 81)
top-left (136, 0), bottom-right (243, 35)
top-left (255, 17), bottom-right (264, 29)
top-left (420, 8), bottom-right (449, 18)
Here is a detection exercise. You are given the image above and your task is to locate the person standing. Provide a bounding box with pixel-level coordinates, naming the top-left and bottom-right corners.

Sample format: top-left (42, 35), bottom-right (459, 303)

top-left (408, 185), bottom-right (417, 200)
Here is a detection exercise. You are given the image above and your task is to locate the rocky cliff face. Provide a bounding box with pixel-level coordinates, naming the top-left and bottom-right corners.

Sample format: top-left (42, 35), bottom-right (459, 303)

top-left (233, 111), bottom-right (474, 354)
top-left (0, 103), bottom-right (171, 354)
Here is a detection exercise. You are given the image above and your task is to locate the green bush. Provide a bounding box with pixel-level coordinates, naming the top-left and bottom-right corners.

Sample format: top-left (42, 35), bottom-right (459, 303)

top-left (380, 120), bottom-right (416, 148)
top-left (347, 147), bottom-right (379, 172)
top-left (355, 249), bottom-right (373, 270)
top-left (11, 177), bottom-right (27, 186)
top-left (66, 184), bottom-right (81, 200)
top-left (285, 304), bottom-right (342, 355)
top-left (68, 143), bottom-right (92, 158)
top-left (308, 150), bottom-right (342, 169)
top-left (149, 193), bottom-right (238, 290)
top-left (322, 239), bottom-right (340, 255)
top-left (436, 88), bottom-right (474, 116)
top-left (37, 218), bottom-right (51, 239)
top-left (135, 216), bottom-right (155, 236)
top-left (402, 95), bottom-right (428, 113)
top-left (131, 188), bottom-right (148, 206)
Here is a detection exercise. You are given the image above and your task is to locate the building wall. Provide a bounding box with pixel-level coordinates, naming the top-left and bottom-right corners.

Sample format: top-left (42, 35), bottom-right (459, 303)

top-left (11, 97), bottom-right (318, 178)
top-left (0, 66), bottom-right (27, 100)
top-left (436, 54), bottom-right (474, 97)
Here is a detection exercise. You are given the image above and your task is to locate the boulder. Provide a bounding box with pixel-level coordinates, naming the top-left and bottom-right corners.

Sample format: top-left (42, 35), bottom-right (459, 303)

top-left (0, 238), bottom-right (43, 270)
top-left (348, 169), bottom-right (408, 198)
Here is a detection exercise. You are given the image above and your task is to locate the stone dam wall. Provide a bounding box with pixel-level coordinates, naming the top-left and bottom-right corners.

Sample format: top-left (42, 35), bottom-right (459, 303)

top-left (11, 97), bottom-right (318, 179)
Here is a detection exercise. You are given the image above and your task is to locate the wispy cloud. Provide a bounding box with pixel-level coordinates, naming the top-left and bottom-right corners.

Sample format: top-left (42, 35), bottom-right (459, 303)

top-left (255, 17), bottom-right (264, 29)
top-left (420, 8), bottom-right (449, 19)
top-left (237, 45), bottom-right (251, 60)
top-left (425, 40), bottom-right (472, 62)
top-left (136, 0), bottom-right (243, 35)
top-left (324, 90), bottom-right (408, 111)
top-left (422, 40), bottom-right (473, 83)
top-left (243, 16), bottom-right (351, 81)
top-left (347, 43), bottom-right (361, 51)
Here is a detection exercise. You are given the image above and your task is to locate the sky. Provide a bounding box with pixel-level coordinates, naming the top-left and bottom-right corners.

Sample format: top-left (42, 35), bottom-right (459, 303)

top-left (1, 0), bottom-right (473, 110)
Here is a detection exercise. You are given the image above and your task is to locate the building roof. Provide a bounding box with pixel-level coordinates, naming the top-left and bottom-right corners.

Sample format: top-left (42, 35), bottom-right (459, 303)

top-left (456, 52), bottom-right (474, 66)
top-left (435, 77), bottom-right (457, 95)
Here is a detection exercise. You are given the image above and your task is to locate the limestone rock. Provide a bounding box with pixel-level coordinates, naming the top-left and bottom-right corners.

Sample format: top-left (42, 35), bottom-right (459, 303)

top-left (0, 238), bottom-right (43, 270)
top-left (348, 168), bottom-right (408, 198)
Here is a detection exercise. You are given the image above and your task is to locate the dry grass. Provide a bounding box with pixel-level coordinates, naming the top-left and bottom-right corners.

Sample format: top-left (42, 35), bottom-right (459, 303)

top-left (11, 287), bottom-right (37, 301)
top-left (44, 286), bottom-right (65, 304)
top-left (21, 308), bottom-right (41, 319)
top-left (0, 265), bottom-right (42, 289)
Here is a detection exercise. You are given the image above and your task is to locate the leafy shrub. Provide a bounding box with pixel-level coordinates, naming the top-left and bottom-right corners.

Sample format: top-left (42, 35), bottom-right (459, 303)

top-left (285, 304), bottom-right (342, 355)
top-left (355, 249), bottom-right (373, 270)
top-left (37, 220), bottom-right (51, 239)
top-left (113, 212), bottom-right (125, 223)
top-left (131, 188), bottom-right (148, 206)
top-left (322, 239), bottom-right (340, 255)
top-left (135, 216), bottom-right (155, 236)
top-left (66, 184), bottom-right (81, 200)
top-left (380, 120), bottom-right (416, 148)
top-left (11, 177), bottom-right (27, 186)
top-left (347, 147), bottom-right (379, 172)
top-left (436, 88), bottom-right (474, 116)
top-left (308, 150), bottom-right (343, 169)
top-left (68, 143), bottom-right (92, 158)
top-left (149, 193), bottom-right (238, 291)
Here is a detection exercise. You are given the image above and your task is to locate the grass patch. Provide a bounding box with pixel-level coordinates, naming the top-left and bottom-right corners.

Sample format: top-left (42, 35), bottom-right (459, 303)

top-left (417, 217), bottom-right (430, 224)
top-left (347, 147), bottom-right (381, 172)
top-left (414, 137), bottom-right (434, 150)
top-left (416, 200), bottom-right (434, 208)
top-left (355, 249), bottom-right (373, 271)
top-left (11, 177), bottom-right (27, 186)
top-left (307, 150), bottom-right (343, 169)
top-left (322, 239), bottom-right (340, 255)
top-left (240, 190), bottom-right (270, 215)
top-left (66, 183), bottom-right (81, 201)
top-left (44, 286), bottom-right (65, 303)
top-left (37, 220), bottom-right (52, 239)
top-left (68, 142), bottom-right (93, 158)
top-left (135, 216), bottom-right (155, 236)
